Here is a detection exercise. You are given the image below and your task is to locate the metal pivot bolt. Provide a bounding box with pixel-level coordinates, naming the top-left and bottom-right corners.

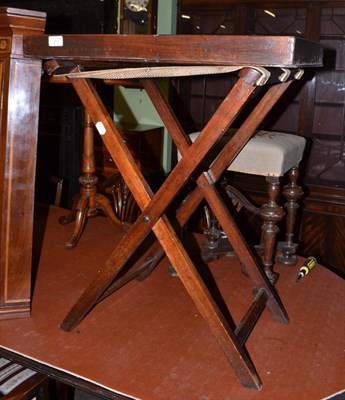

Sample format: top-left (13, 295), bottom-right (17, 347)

top-left (143, 215), bottom-right (151, 223)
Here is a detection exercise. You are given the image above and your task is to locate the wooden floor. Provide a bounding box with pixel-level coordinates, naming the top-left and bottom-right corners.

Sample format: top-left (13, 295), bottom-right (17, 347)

top-left (0, 205), bottom-right (344, 400)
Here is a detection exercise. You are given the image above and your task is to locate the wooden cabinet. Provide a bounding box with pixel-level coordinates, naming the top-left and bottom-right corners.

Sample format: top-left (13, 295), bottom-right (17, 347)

top-left (0, 8), bottom-right (45, 319)
top-left (94, 123), bottom-right (164, 179)
top-left (3, 0), bottom-right (117, 34)
top-left (93, 124), bottom-right (163, 224)
top-left (175, 0), bottom-right (345, 274)
top-left (302, 185), bottom-right (345, 272)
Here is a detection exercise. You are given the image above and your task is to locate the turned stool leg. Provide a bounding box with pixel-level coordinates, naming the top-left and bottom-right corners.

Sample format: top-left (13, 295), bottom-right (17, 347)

top-left (278, 165), bottom-right (304, 265)
top-left (203, 205), bottom-right (222, 250)
top-left (259, 177), bottom-right (285, 284)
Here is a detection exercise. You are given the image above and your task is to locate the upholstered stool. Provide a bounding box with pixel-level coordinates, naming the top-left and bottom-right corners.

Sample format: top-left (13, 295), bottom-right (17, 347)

top-left (187, 130), bottom-right (306, 284)
top-left (0, 358), bottom-right (49, 400)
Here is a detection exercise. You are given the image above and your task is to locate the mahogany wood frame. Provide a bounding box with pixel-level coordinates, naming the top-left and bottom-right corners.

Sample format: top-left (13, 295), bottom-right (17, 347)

top-left (0, 7), bottom-right (46, 318)
top-left (58, 70), bottom-right (290, 391)
top-left (0, 7), bottom-right (323, 390)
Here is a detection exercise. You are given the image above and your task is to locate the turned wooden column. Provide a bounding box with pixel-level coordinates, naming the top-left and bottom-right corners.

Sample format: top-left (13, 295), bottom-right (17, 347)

top-left (0, 8), bottom-right (46, 318)
top-left (259, 177), bottom-right (285, 284)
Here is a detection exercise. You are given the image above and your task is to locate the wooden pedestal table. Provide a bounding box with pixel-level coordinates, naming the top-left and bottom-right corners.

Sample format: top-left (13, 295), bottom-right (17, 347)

top-left (58, 110), bottom-right (122, 249)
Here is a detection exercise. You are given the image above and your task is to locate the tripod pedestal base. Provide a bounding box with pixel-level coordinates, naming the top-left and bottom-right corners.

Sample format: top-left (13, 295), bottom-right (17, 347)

top-left (59, 180), bottom-right (122, 249)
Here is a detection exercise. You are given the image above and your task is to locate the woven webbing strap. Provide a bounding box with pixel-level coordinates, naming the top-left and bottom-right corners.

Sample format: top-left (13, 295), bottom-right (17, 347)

top-left (65, 65), bottom-right (244, 80)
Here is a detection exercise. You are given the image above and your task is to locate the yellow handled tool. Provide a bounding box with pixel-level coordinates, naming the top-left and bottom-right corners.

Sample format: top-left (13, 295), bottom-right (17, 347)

top-left (296, 257), bottom-right (317, 282)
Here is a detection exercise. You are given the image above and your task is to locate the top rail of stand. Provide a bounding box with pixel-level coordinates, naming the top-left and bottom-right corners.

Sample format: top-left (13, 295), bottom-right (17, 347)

top-left (21, 34), bottom-right (323, 68)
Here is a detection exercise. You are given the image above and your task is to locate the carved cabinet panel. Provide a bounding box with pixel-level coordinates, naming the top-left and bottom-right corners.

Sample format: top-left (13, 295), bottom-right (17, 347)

top-left (175, 0), bottom-right (345, 273)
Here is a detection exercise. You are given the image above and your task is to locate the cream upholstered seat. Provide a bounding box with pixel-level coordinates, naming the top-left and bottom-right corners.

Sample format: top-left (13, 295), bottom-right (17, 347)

top-left (227, 130), bottom-right (305, 176)
top-left (183, 130), bottom-right (306, 283)
top-left (187, 130), bottom-right (306, 176)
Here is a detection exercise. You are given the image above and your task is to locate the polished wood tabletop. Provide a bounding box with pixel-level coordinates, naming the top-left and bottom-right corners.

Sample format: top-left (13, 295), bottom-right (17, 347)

top-left (22, 34), bottom-right (323, 67)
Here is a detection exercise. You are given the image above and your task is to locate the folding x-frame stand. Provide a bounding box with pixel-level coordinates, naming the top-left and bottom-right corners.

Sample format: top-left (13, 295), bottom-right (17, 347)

top-left (55, 65), bottom-right (309, 390)
top-left (0, 11), bottom-right (324, 385)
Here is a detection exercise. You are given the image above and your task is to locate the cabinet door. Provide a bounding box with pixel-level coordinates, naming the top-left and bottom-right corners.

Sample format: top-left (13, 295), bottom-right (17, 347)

top-left (246, 5), bottom-right (345, 189)
top-left (245, 7), bottom-right (307, 135)
top-left (94, 125), bottom-right (163, 178)
top-left (176, 7), bottom-right (237, 132)
top-left (306, 8), bottom-right (345, 187)
top-left (176, 3), bottom-right (345, 189)
top-left (175, 5), bottom-right (308, 133)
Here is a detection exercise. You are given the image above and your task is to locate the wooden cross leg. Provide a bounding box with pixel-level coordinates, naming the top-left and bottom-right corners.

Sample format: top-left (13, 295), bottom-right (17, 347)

top-left (59, 111), bottom-right (122, 249)
top-left (57, 66), bottom-right (301, 390)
